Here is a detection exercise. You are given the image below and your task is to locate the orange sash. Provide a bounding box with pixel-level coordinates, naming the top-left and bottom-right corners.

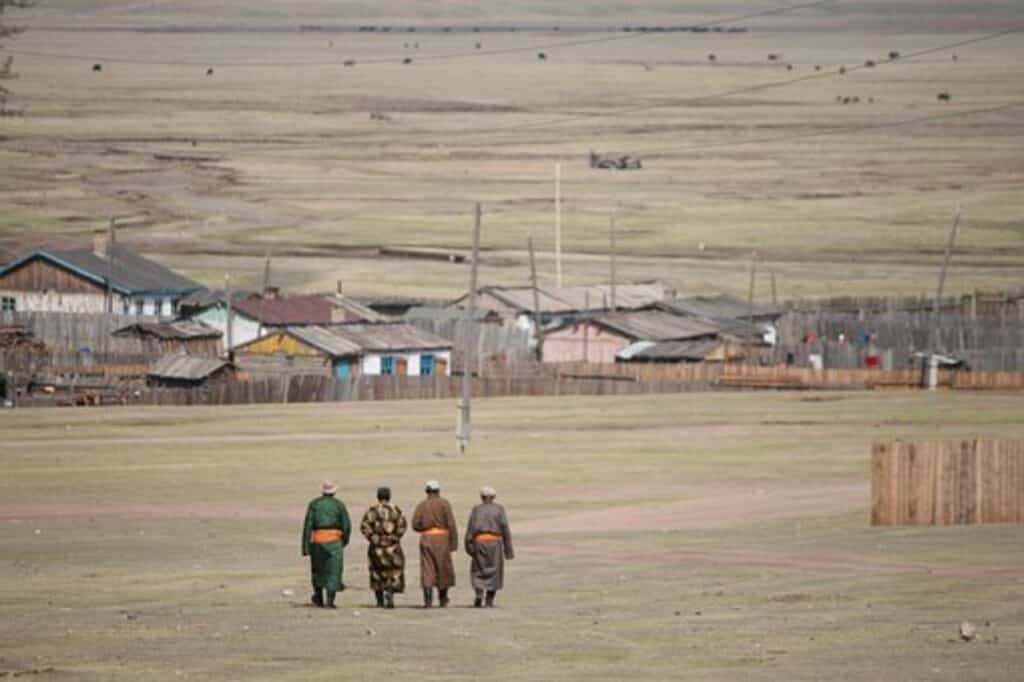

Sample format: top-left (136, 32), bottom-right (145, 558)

top-left (473, 532), bottom-right (502, 543)
top-left (420, 527), bottom-right (450, 536)
top-left (310, 529), bottom-right (343, 543)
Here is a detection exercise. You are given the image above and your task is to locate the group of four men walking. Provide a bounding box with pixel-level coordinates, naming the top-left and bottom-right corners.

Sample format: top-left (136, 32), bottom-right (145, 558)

top-left (301, 480), bottom-right (514, 609)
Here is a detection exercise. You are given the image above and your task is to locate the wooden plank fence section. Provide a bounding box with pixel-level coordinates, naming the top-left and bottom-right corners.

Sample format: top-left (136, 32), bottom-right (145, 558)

top-left (871, 438), bottom-right (1024, 526)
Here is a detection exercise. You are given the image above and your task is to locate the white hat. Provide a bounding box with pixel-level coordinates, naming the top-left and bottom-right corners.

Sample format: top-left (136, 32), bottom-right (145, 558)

top-left (321, 480), bottom-right (338, 495)
top-left (480, 485), bottom-right (497, 498)
top-left (425, 480), bottom-right (441, 492)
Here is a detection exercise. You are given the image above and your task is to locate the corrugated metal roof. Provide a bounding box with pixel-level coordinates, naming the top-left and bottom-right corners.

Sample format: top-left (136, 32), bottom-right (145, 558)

top-left (591, 310), bottom-right (720, 341)
top-left (285, 326), bottom-right (363, 357)
top-left (329, 323), bottom-right (453, 352)
top-left (232, 294), bottom-right (339, 325)
top-left (618, 338), bottom-right (721, 361)
top-left (547, 282), bottom-right (667, 310)
top-left (0, 245), bottom-right (202, 295)
top-left (326, 294), bottom-right (388, 323)
top-left (667, 294), bottom-right (783, 321)
top-left (147, 353), bottom-right (229, 380)
top-left (114, 320), bottom-right (222, 340)
top-left (403, 306), bottom-right (497, 323)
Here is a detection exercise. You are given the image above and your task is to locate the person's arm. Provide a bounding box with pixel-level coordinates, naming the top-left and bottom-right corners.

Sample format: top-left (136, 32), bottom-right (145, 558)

top-left (396, 507), bottom-right (408, 539)
top-left (301, 503), bottom-right (313, 557)
top-left (464, 508), bottom-right (477, 555)
top-left (500, 506), bottom-right (514, 560)
top-left (411, 503), bottom-right (426, 532)
top-left (360, 508), bottom-right (374, 542)
top-left (446, 501), bottom-right (459, 552)
top-left (339, 502), bottom-right (352, 548)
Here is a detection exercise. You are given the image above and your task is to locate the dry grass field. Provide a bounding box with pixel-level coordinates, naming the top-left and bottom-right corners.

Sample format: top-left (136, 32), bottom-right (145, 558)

top-left (2, 1), bottom-right (1023, 299)
top-left (2, 391), bottom-right (1024, 680)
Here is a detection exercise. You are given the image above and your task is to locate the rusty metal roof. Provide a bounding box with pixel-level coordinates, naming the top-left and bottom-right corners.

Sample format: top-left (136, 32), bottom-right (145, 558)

top-left (666, 294), bottom-right (783, 321)
top-left (114, 320), bottom-right (222, 340)
top-left (232, 294), bottom-right (338, 325)
top-left (147, 353), bottom-right (230, 380)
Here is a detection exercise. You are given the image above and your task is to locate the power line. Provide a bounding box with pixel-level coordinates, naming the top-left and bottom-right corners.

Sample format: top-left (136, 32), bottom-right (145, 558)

top-left (3, 0), bottom-right (837, 67)
top-left (419, 26), bottom-right (1022, 140)
top-left (632, 99), bottom-right (1024, 156)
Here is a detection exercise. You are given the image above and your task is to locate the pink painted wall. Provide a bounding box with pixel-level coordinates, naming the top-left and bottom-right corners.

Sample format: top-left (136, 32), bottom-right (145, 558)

top-left (543, 322), bottom-right (630, 364)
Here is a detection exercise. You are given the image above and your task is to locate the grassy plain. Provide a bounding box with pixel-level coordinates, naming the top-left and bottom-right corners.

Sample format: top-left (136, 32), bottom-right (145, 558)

top-left (2, 391), bottom-right (1024, 680)
top-left (2, 1), bottom-right (1023, 299)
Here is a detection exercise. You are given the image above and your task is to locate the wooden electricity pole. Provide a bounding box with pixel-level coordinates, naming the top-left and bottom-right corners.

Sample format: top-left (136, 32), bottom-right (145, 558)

top-left (932, 203), bottom-right (962, 353)
top-left (257, 251), bottom-right (272, 338)
top-left (457, 203), bottom-right (482, 454)
top-left (224, 274), bottom-right (234, 359)
top-left (528, 234), bottom-right (544, 362)
top-left (609, 214), bottom-right (618, 311)
top-left (105, 218), bottom-right (116, 313)
top-left (555, 161), bottom-right (562, 290)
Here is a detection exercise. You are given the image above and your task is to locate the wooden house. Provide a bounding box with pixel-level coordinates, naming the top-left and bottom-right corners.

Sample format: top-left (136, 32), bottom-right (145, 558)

top-left (189, 292), bottom-right (385, 349)
top-left (543, 310), bottom-right (720, 364)
top-left (112, 320), bottom-right (222, 356)
top-left (233, 323), bottom-right (453, 379)
top-left (0, 235), bottom-right (202, 317)
top-left (146, 352), bottom-right (235, 388)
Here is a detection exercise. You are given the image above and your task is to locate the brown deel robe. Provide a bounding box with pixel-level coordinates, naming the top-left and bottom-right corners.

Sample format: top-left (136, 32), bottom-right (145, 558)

top-left (465, 502), bottom-right (514, 591)
top-left (411, 495), bottom-right (458, 589)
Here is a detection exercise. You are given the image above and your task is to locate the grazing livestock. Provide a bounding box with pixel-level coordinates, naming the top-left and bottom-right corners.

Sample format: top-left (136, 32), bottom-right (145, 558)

top-left (888, 51), bottom-right (900, 60)
top-left (92, 63), bottom-right (102, 72)
top-left (786, 64), bottom-right (793, 71)
top-left (864, 60), bottom-right (876, 67)
top-left (206, 68), bottom-right (214, 76)
top-left (767, 53), bottom-right (779, 61)
top-left (937, 92), bottom-right (952, 102)
top-left (839, 66), bottom-right (846, 75)
top-left (707, 53), bottom-right (716, 63)
top-left (402, 58), bottom-right (413, 65)
top-left (589, 150), bottom-right (642, 170)
top-left (343, 60), bottom-right (356, 67)
top-left (537, 52), bottom-right (547, 60)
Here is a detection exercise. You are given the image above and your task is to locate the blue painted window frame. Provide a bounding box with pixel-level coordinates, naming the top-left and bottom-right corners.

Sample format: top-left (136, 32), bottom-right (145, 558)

top-left (381, 355), bottom-right (395, 376)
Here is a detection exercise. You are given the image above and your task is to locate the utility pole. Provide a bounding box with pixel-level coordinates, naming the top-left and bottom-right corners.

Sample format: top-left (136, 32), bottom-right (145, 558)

top-left (747, 252), bottom-right (758, 364)
top-left (554, 161), bottom-right (562, 290)
top-left (583, 290), bottom-right (590, 363)
top-left (528, 234), bottom-right (545, 362)
top-left (106, 218), bottom-right (116, 314)
top-left (456, 203), bottom-right (482, 454)
top-left (609, 213), bottom-right (618, 311)
top-left (770, 270), bottom-right (778, 307)
top-left (926, 203), bottom-right (962, 389)
top-left (257, 251), bottom-right (272, 338)
top-left (224, 274), bottom-right (234, 359)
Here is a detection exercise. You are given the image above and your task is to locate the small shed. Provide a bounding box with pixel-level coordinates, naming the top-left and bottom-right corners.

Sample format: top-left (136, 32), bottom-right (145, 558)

top-left (146, 353), bottom-right (234, 388)
top-left (233, 326), bottom-right (361, 378)
top-left (113, 320), bottom-right (222, 356)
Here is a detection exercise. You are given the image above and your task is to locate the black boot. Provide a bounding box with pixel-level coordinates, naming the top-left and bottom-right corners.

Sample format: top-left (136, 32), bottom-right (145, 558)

top-left (473, 590), bottom-right (483, 608)
top-left (326, 591), bottom-right (337, 609)
top-left (485, 590), bottom-right (496, 608)
top-left (384, 591), bottom-right (395, 609)
top-left (311, 589), bottom-right (324, 608)
top-left (374, 590), bottom-right (385, 608)
top-left (439, 588), bottom-right (450, 608)
top-left (423, 587), bottom-right (433, 608)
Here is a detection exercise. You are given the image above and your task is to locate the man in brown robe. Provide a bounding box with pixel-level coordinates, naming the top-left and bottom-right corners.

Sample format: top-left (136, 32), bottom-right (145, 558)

top-left (411, 480), bottom-right (458, 608)
top-left (359, 486), bottom-right (407, 609)
top-left (464, 485), bottom-right (514, 608)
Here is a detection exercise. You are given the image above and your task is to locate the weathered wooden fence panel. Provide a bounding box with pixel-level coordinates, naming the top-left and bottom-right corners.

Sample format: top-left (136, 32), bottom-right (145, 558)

top-left (871, 438), bottom-right (1024, 526)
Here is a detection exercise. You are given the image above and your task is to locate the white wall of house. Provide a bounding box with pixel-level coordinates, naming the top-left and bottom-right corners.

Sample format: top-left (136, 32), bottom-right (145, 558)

top-left (360, 350), bottom-right (451, 376)
top-left (0, 291), bottom-right (177, 317)
top-left (191, 305), bottom-right (262, 348)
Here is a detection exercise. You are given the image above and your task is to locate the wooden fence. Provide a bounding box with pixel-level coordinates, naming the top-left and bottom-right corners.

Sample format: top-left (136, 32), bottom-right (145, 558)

top-left (871, 438), bottom-right (1024, 526)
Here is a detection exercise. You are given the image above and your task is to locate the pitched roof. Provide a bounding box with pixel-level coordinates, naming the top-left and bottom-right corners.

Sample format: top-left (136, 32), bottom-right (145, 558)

top-left (544, 282), bottom-right (668, 310)
top-left (176, 288), bottom-right (255, 311)
top-left (403, 306), bottom-right (499, 323)
top-left (284, 326), bottom-right (363, 357)
top-left (666, 294), bottom-right (783, 321)
top-left (113, 320), bottom-right (222, 340)
top-left (617, 338), bottom-right (723, 361)
top-left (231, 294), bottom-right (339, 325)
top-left (583, 309), bottom-right (720, 342)
top-left (326, 294), bottom-right (388, 323)
top-left (477, 286), bottom-right (574, 314)
top-left (328, 323), bottom-right (453, 352)
top-left (147, 353), bottom-right (230, 380)
top-left (0, 244), bottom-right (202, 295)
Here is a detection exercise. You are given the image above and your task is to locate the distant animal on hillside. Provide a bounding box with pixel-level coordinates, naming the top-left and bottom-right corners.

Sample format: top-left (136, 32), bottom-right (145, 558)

top-left (92, 63), bottom-right (102, 72)
top-left (537, 52), bottom-right (547, 60)
top-left (888, 50), bottom-right (900, 60)
top-left (767, 53), bottom-right (779, 61)
top-left (815, 64), bottom-right (822, 71)
top-left (937, 92), bottom-right (951, 102)
top-left (786, 63), bottom-right (793, 71)
top-left (343, 60), bottom-right (356, 67)
top-left (402, 58), bottom-right (413, 65)
top-left (707, 53), bottom-right (716, 63)
top-left (206, 68), bottom-right (214, 76)
top-left (838, 66), bottom-right (847, 75)
top-left (589, 150), bottom-right (642, 170)
top-left (864, 60), bottom-right (876, 68)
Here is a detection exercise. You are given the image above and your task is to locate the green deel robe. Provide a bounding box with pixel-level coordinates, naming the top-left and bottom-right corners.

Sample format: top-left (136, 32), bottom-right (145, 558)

top-left (301, 495), bottom-right (352, 592)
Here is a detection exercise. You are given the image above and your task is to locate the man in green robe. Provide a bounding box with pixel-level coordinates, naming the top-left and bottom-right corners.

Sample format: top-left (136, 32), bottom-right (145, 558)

top-left (301, 480), bottom-right (352, 609)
